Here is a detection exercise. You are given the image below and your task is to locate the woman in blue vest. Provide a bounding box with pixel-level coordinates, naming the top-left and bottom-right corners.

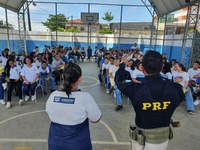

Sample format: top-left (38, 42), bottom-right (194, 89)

top-left (46, 62), bottom-right (102, 150)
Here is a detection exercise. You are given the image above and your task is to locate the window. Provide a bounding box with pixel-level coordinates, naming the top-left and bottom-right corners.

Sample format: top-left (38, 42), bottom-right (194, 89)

top-left (80, 27), bottom-right (84, 31)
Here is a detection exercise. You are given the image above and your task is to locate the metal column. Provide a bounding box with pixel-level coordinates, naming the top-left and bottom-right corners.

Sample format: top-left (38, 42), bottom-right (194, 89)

top-left (118, 5), bottom-right (123, 50)
top-left (162, 15), bottom-right (167, 54)
top-left (87, 4), bottom-right (91, 48)
top-left (5, 8), bottom-right (10, 50)
top-left (181, 2), bottom-right (200, 68)
top-left (55, 2), bottom-right (58, 46)
top-left (150, 11), bottom-right (159, 51)
top-left (27, 0), bottom-right (32, 31)
top-left (18, 6), bottom-right (27, 53)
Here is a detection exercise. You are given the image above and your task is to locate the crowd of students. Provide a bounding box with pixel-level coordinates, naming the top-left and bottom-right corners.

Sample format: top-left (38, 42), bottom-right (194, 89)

top-left (0, 44), bottom-right (200, 115)
top-left (0, 45), bottom-right (92, 109)
top-left (96, 45), bottom-right (200, 114)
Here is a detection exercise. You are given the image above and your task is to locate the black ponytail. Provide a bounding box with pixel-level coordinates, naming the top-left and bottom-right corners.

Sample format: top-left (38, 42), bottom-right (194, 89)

top-left (62, 62), bottom-right (82, 97)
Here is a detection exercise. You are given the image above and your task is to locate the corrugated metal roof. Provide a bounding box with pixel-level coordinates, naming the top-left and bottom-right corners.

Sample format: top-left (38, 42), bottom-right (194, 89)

top-left (0, 0), bottom-right (25, 12)
top-left (0, 0), bottom-right (199, 17)
top-left (149, 0), bottom-right (200, 17)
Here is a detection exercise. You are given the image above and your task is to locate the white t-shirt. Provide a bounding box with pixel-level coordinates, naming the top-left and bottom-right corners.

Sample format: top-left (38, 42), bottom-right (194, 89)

top-left (35, 60), bottom-right (42, 68)
top-left (105, 63), bottom-right (112, 70)
top-left (109, 65), bottom-right (119, 77)
top-left (0, 56), bottom-right (7, 67)
top-left (161, 72), bottom-right (172, 80)
top-left (52, 59), bottom-right (64, 71)
top-left (172, 71), bottom-right (189, 87)
top-left (187, 68), bottom-right (200, 81)
top-left (9, 65), bottom-right (21, 80)
top-left (125, 67), bottom-right (133, 74)
top-left (131, 69), bottom-right (144, 79)
top-left (46, 91), bottom-right (102, 125)
top-left (102, 63), bottom-right (112, 71)
top-left (21, 64), bottom-right (39, 82)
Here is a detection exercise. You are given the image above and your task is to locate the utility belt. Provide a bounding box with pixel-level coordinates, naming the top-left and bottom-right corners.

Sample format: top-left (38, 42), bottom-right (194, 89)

top-left (129, 126), bottom-right (173, 145)
top-left (129, 120), bottom-right (180, 146)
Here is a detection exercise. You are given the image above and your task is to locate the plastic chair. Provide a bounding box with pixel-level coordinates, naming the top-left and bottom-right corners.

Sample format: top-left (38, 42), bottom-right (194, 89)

top-left (196, 77), bottom-right (200, 84)
top-left (35, 78), bottom-right (44, 101)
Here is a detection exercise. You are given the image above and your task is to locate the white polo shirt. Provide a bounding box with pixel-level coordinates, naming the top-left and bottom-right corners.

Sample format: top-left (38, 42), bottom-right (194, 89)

top-left (0, 56), bottom-right (7, 67)
top-left (39, 66), bottom-right (50, 76)
top-left (109, 65), bottom-right (119, 77)
top-left (131, 69), bottom-right (144, 79)
top-left (9, 65), bottom-right (21, 80)
top-left (46, 91), bottom-right (102, 125)
top-left (188, 68), bottom-right (200, 81)
top-left (21, 64), bottom-right (39, 82)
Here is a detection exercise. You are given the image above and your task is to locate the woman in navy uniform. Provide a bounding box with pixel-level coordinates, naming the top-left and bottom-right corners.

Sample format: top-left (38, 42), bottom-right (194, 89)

top-left (46, 62), bottom-right (102, 150)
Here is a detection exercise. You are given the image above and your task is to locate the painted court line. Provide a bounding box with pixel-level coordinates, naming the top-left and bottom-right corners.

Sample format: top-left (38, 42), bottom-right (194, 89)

top-left (100, 120), bottom-right (118, 143)
top-left (0, 110), bottom-right (122, 144)
top-left (0, 138), bottom-right (130, 146)
top-left (15, 146), bottom-right (32, 150)
top-left (80, 76), bottom-right (99, 88)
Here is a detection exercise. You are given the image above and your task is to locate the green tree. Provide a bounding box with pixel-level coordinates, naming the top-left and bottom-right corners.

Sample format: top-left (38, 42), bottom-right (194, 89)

top-left (102, 12), bottom-right (114, 29)
top-left (0, 20), bottom-right (14, 29)
top-left (65, 27), bottom-right (80, 33)
top-left (42, 14), bottom-right (68, 31)
top-left (98, 28), bottom-right (112, 34)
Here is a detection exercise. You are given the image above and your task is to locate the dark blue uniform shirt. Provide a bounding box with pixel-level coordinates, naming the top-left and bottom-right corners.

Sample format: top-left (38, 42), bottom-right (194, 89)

top-left (115, 63), bottom-right (184, 129)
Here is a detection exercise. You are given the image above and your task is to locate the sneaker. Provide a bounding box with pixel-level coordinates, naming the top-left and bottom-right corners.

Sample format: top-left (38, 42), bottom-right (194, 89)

top-left (115, 105), bottom-right (123, 111)
top-left (106, 89), bottom-right (110, 94)
top-left (25, 95), bottom-right (29, 101)
top-left (0, 99), bottom-right (6, 105)
top-left (194, 100), bottom-right (200, 106)
top-left (19, 99), bottom-right (24, 105)
top-left (6, 102), bottom-right (11, 109)
top-left (188, 110), bottom-right (194, 115)
top-left (2, 83), bottom-right (7, 90)
top-left (31, 94), bottom-right (36, 101)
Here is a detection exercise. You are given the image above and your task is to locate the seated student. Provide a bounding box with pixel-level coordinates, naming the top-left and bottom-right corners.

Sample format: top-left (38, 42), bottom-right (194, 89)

top-left (172, 63), bottom-right (194, 115)
top-left (161, 58), bottom-right (172, 80)
top-left (46, 62), bottom-right (101, 150)
top-left (52, 54), bottom-right (65, 85)
top-left (35, 53), bottom-right (44, 68)
top-left (39, 61), bottom-right (55, 94)
top-left (80, 47), bottom-right (86, 62)
top-left (0, 61), bottom-right (6, 105)
top-left (6, 59), bottom-right (23, 109)
top-left (21, 56), bottom-right (40, 102)
top-left (98, 57), bottom-right (110, 88)
top-left (187, 61), bottom-right (200, 105)
top-left (188, 61), bottom-right (200, 85)
top-left (131, 62), bottom-right (145, 83)
top-left (60, 51), bottom-right (68, 64)
top-left (0, 50), bottom-right (8, 67)
top-left (109, 58), bottom-right (119, 92)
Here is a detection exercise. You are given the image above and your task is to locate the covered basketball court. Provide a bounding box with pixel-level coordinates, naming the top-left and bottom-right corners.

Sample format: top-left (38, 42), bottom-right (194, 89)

top-left (0, 1), bottom-right (200, 150)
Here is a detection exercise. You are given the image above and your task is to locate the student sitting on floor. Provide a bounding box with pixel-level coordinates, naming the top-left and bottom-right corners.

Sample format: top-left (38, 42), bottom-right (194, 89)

top-left (21, 56), bottom-right (40, 102)
top-left (6, 59), bottom-right (23, 109)
top-left (39, 61), bottom-right (55, 94)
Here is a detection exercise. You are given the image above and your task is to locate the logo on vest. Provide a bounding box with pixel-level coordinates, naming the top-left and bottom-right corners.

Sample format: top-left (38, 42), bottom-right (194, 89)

top-left (142, 101), bottom-right (171, 110)
top-left (54, 96), bottom-right (75, 104)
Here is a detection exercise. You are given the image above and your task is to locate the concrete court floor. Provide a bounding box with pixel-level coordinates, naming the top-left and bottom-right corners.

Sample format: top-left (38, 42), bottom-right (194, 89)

top-left (0, 62), bottom-right (200, 150)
